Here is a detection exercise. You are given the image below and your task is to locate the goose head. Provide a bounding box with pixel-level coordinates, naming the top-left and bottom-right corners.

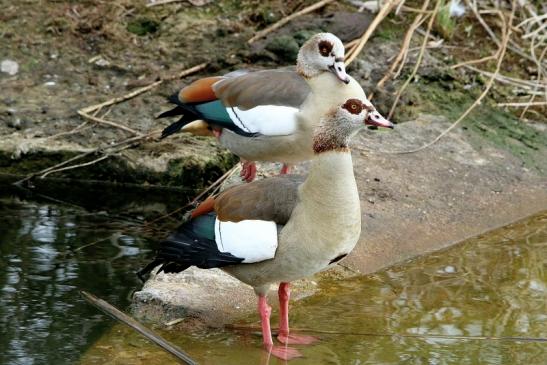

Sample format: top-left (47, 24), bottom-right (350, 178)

top-left (313, 98), bottom-right (394, 153)
top-left (297, 33), bottom-right (349, 84)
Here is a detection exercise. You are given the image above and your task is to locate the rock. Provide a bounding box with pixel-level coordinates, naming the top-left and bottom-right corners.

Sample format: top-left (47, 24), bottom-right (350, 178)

top-left (265, 35), bottom-right (300, 62)
top-left (6, 118), bottom-right (21, 129)
top-left (1, 59), bottom-right (19, 75)
top-left (132, 266), bottom-right (325, 326)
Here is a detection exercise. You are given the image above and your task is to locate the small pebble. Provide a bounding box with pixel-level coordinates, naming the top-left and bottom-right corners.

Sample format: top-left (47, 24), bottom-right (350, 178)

top-left (1, 59), bottom-right (19, 75)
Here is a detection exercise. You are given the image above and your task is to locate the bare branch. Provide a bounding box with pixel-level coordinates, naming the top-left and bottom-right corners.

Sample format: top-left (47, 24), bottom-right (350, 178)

top-left (387, 0), bottom-right (440, 120)
top-left (345, 0), bottom-right (402, 66)
top-left (248, 0), bottom-right (334, 44)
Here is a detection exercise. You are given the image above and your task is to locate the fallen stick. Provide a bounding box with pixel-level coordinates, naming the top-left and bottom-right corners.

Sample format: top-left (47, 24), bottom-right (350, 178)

top-left (80, 291), bottom-right (198, 365)
top-left (146, 0), bottom-right (185, 7)
top-left (17, 64), bottom-right (206, 186)
top-left (248, 0), bottom-right (334, 44)
top-left (41, 154), bottom-right (112, 178)
top-left (76, 63), bottom-right (207, 135)
top-left (79, 63), bottom-right (207, 115)
top-left (345, 0), bottom-right (402, 66)
top-left (77, 110), bottom-right (142, 135)
top-left (498, 101), bottom-right (547, 107)
top-left (463, 65), bottom-right (547, 90)
top-left (39, 142), bottom-right (137, 179)
top-left (450, 51), bottom-right (499, 69)
top-left (45, 121), bottom-right (91, 140)
top-left (13, 131), bottom-right (160, 186)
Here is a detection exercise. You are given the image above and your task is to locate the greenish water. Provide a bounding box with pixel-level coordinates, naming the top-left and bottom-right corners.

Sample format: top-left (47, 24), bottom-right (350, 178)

top-left (1, 189), bottom-right (545, 365)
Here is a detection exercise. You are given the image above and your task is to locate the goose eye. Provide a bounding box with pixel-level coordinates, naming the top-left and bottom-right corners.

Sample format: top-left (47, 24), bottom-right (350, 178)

top-left (342, 99), bottom-right (363, 114)
top-left (318, 40), bottom-right (333, 57)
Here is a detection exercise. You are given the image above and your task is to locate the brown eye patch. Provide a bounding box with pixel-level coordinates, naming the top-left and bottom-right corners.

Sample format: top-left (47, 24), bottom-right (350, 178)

top-left (318, 40), bottom-right (333, 57)
top-left (342, 99), bottom-right (363, 115)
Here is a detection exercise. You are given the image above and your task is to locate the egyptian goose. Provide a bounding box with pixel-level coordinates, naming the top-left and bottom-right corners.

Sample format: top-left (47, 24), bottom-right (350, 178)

top-left (158, 33), bottom-right (392, 182)
top-left (140, 98), bottom-right (394, 360)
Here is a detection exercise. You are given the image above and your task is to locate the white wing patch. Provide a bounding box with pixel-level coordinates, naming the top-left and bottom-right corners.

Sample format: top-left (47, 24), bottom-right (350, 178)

top-left (214, 219), bottom-right (278, 263)
top-left (226, 105), bottom-right (299, 136)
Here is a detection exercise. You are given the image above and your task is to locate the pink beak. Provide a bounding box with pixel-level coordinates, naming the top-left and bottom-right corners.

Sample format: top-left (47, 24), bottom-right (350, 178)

top-left (365, 111), bottom-right (394, 129)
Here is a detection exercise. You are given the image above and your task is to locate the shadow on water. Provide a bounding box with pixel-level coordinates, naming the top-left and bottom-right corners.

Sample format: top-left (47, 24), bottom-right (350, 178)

top-left (0, 183), bottom-right (194, 365)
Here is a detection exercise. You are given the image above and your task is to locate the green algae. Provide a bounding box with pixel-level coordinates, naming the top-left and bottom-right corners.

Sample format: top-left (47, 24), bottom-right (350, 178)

top-left (162, 151), bottom-right (237, 189)
top-left (0, 148), bottom-right (237, 191)
top-left (127, 18), bottom-right (160, 36)
top-left (398, 78), bottom-right (547, 173)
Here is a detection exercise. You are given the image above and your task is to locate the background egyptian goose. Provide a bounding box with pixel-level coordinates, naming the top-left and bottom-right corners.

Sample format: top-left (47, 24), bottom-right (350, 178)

top-left (157, 33), bottom-right (391, 182)
top-left (140, 98), bottom-right (394, 360)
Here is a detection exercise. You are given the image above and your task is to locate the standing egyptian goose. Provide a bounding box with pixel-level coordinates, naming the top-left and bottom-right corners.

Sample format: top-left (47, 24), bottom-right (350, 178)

top-left (158, 33), bottom-right (391, 182)
top-left (140, 98), bottom-right (394, 360)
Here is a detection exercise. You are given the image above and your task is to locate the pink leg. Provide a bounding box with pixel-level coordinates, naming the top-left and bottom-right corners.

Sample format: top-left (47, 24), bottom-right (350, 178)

top-left (240, 159), bottom-right (257, 182)
top-left (258, 295), bottom-right (302, 360)
top-left (279, 164), bottom-right (291, 175)
top-left (277, 283), bottom-right (319, 345)
top-left (212, 128), bottom-right (222, 139)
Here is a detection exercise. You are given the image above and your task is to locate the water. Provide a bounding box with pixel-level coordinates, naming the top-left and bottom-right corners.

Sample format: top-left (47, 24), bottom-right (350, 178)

top-left (82, 212), bottom-right (547, 365)
top-left (0, 190), bottom-right (545, 365)
top-left (0, 192), bottom-right (158, 365)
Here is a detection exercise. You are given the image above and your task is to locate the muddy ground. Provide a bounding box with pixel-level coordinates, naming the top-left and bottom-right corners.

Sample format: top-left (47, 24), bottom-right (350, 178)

top-left (1, 0), bottom-right (546, 325)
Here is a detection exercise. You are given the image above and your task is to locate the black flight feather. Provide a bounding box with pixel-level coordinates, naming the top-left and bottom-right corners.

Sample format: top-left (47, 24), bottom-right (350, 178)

top-left (160, 114), bottom-right (195, 139)
top-left (156, 105), bottom-right (186, 119)
top-left (137, 213), bottom-right (244, 281)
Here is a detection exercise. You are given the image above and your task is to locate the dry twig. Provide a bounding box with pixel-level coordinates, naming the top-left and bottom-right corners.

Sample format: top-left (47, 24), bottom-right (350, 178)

top-left (390, 0), bottom-right (516, 154)
top-left (375, 0), bottom-right (431, 91)
top-left (143, 165), bottom-right (238, 226)
top-left (77, 63), bottom-right (206, 134)
top-left (520, 22), bottom-right (547, 119)
top-left (81, 291), bottom-right (197, 365)
top-left (45, 122), bottom-right (91, 140)
top-left (387, 0), bottom-right (440, 120)
top-left (345, 0), bottom-right (402, 66)
top-left (466, 0), bottom-right (545, 67)
top-left (77, 110), bottom-right (142, 135)
top-left (248, 0), bottom-right (334, 44)
top-left (146, 0), bottom-right (183, 6)
top-left (79, 63), bottom-right (207, 115)
top-left (40, 144), bottom-right (135, 178)
top-left (463, 65), bottom-right (547, 90)
top-left (14, 132), bottom-right (160, 186)
top-left (450, 51), bottom-right (499, 69)
top-left (498, 101), bottom-right (547, 107)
